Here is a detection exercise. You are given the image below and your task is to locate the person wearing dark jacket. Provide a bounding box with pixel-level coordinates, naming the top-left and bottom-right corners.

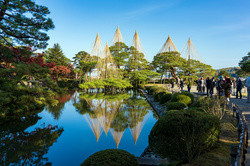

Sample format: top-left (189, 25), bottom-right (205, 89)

top-left (210, 77), bottom-right (215, 97)
top-left (236, 78), bottom-right (243, 99)
top-left (205, 77), bottom-right (211, 97)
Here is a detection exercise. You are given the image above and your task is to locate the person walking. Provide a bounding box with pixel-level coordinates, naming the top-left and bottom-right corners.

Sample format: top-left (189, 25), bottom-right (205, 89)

top-left (243, 76), bottom-right (250, 103)
top-left (224, 77), bottom-right (231, 102)
top-left (236, 78), bottom-right (243, 99)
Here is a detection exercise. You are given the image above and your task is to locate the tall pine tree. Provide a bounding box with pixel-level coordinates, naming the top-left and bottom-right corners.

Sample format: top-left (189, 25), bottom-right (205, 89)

top-left (44, 43), bottom-right (71, 67)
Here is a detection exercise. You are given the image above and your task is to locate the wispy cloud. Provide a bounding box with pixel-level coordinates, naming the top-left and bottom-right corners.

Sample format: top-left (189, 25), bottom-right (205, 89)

top-left (123, 0), bottom-right (180, 19)
top-left (210, 19), bottom-right (250, 32)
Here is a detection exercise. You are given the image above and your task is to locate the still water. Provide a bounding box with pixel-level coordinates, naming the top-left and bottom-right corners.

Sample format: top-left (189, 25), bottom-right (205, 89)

top-left (2, 91), bottom-right (158, 165)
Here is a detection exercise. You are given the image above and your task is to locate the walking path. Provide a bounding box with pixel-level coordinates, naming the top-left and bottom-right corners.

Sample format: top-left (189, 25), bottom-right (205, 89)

top-left (230, 97), bottom-right (250, 165)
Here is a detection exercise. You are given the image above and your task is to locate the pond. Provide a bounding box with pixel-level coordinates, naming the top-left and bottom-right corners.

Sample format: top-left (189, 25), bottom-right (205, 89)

top-left (1, 91), bottom-right (158, 166)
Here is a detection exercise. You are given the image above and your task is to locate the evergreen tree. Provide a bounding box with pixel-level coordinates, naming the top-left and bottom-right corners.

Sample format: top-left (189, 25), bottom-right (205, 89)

top-left (0, 0), bottom-right (54, 48)
top-left (44, 43), bottom-right (71, 67)
top-left (109, 42), bottom-right (129, 69)
top-left (126, 46), bottom-right (148, 71)
top-left (237, 53), bottom-right (250, 76)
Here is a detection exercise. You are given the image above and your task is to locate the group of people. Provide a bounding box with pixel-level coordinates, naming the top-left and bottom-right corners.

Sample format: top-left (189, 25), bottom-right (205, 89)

top-left (170, 76), bottom-right (250, 103)
top-left (196, 76), bottom-right (250, 102)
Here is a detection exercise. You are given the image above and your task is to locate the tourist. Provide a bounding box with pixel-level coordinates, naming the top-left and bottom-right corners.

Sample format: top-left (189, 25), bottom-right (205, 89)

top-left (243, 76), bottom-right (250, 103)
top-left (236, 78), bottom-right (243, 99)
top-left (187, 79), bottom-right (191, 92)
top-left (231, 78), bottom-right (236, 95)
top-left (201, 77), bottom-right (205, 93)
top-left (224, 77), bottom-right (231, 102)
top-left (171, 79), bottom-right (174, 88)
top-left (210, 77), bottom-right (215, 97)
top-left (205, 77), bottom-right (211, 97)
top-left (197, 78), bottom-right (201, 93)
top-left (180, 79), bottom-right (184, 91)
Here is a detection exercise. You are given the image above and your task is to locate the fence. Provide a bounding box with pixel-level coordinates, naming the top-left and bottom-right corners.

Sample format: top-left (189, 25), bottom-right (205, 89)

top-left (226, 102), bottom-right (248, 166)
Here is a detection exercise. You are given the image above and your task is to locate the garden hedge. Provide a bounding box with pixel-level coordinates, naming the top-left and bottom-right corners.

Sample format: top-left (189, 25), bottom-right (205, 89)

top-left (181, 91), bottom-right (194, 103)
top-left (154, 92), bottom-right (168, 102)
top-left (159, 93), bottom-right (173, 104)
top-left (167, 102), bottom-right (187, 110)
top-left (148, 110), bottom-right (221, 162)
top-left (81, 149), bottom-right (139, 166)
top-left (171, 93), bottom-right (192, 106)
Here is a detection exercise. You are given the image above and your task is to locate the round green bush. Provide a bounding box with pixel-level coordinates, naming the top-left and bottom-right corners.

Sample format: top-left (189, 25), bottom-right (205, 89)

top-left (171, 93), bottom-right (192, 106)
top-left (154, 92), bottom-right (167, 102)
top-left (167, 102), bottom-right (187, 110)
top-left (81, 149), bottom-right (139, 166)
top-left (181, 92), bottom-right (194, 103)
top-left (148, 110), bottom-right (221, 162)
top-left (159, 93), bottom-right (172, 104)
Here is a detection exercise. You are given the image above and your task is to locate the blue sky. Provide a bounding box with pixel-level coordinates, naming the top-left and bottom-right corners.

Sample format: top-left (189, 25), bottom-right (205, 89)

top-left (37, 0), bottom-right (250, 69)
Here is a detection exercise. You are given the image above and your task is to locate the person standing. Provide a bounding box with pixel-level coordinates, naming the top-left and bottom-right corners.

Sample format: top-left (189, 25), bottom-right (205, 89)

top-left (205, 77), bottom-right (211, 97)
top-left (236, 78), bottom-right (243, 99)
top-left (187, 79), bottom-right (191, 92)
top-left (201, 77), bottom-right (205, 93)
top-left (180, 79), bottom-right (184, 91)
top-left (243, 76), bottom-right (250, 103)
top-left (224, 77), bottom-right (231, 102)
top-left (210, 77), bottom-right (215, 97)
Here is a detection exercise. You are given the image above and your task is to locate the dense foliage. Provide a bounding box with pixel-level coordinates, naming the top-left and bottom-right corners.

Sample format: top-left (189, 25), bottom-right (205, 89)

top-left (171, 93), bottom-right (192, 106)
top-left (81, 149), bottom-right (139, 166)
top-left (148, 110), bottom-right (221, 163)
top-left (166, 102), bottom-right (187, 110)
top-left (0, 0), bottom-right (54, 48)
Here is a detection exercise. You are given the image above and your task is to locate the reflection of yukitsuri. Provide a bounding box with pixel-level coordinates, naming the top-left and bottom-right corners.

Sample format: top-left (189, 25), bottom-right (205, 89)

top-left (129, 113), bottom-right (148, 145)
top-left (85, 115), bottom-right (103, 142)
top-left (158, 35), bottom-right (178, 53)
top-left (99, 100), bottom-right (121, 136)
top-left (181, 37), bottom-right (204, 62)
top-left (84, 99), bottom-right (105, 142)
top-left (128, 99), bottom-right (149, 145)
top-left (110, 128), bottom-right (125, 148)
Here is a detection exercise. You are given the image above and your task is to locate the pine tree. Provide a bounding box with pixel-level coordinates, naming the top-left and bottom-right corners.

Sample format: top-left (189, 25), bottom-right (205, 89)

top-left (44, 43), bottom-right (71, 67)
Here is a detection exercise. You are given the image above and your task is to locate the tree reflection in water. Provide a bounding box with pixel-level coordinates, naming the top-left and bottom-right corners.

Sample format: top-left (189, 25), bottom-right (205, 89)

top-left (45, 91), bottom-right (75, 120)
top-left (74, 91), bottom-right (151, 148)
top-left (0, 114), bottom-right (63, 165)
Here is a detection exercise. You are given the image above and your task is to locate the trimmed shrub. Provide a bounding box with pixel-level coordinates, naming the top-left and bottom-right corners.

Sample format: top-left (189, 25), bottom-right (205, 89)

top-left (81, 149), bottom-right (139, 166)
top-left (159, 93), bottom-right (172, 104)
top-left (154, 92), bottom-right (167, 102)
top-left (167, 102), bottom-right (187, 110)
top-left (171, 93), bottom-right (192, 106)
top-left (181, 91), bottom-right (194, 103)
top-left (148, 110), bottom-right (221, 163)
top-left (148, 85), bottom-right (168, 95)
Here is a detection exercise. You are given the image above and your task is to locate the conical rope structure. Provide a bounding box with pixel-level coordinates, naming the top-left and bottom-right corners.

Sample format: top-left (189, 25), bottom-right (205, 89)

top-left (85, 33), bottom-right (103, 80)
top-left (181, 38), bottom-right (204, 62)
top-left (95, 43), bottom-right (119, 79)
top-left (158, 35), bottom-right (178, 53)
top-left (111, 26), bottom-right (124, 46)
top-left (131, 30), bottom-right (145, 54)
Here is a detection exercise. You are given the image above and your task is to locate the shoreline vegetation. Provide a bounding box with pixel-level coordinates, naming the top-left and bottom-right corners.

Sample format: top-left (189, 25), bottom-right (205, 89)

top-left (142, 85), bottom-right (238, 166)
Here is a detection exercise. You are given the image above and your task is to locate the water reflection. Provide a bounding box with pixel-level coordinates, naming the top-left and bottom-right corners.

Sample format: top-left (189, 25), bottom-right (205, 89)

top-left (74, 91), bottom-right (151, 148)
top-left (0, 115), bottom-right (63, 165)
top-left (45, 91), bottom-right (75, 120)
